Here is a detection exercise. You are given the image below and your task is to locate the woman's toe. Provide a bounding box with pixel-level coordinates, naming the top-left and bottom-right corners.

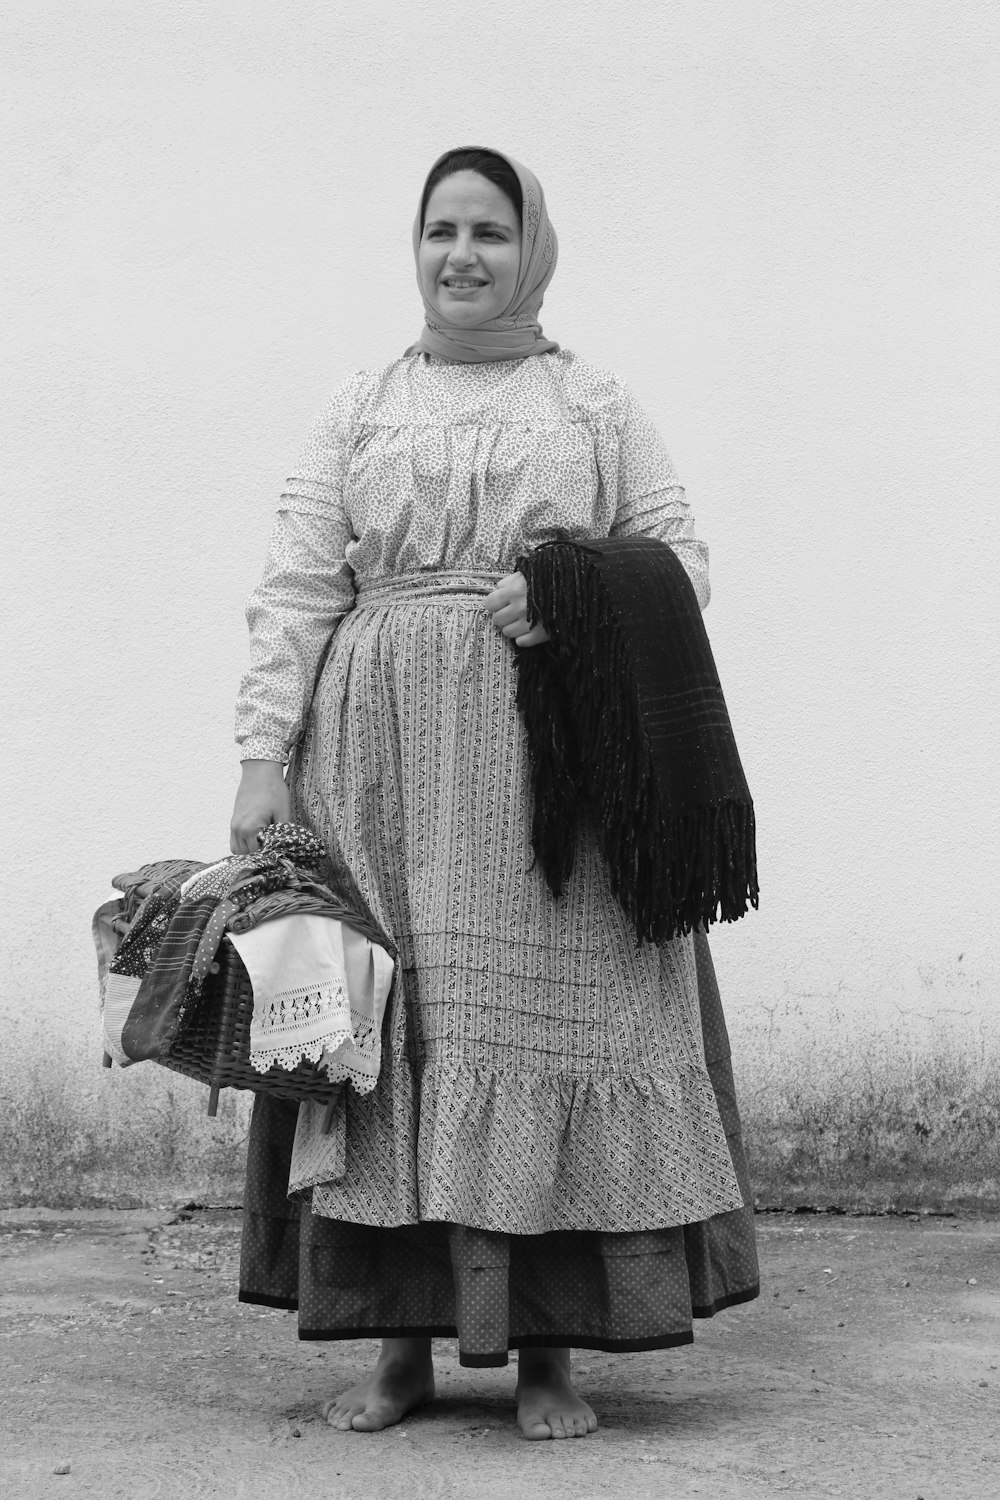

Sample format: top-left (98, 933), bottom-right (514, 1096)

top-left (324, 1400), bottom-right (357, 1430)
top-left (351, 1405), bottom-right (392, 1432)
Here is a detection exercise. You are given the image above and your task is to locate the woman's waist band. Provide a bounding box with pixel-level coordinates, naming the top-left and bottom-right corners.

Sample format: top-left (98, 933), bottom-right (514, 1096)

top-left (354, 570), bottom-right (503, 608)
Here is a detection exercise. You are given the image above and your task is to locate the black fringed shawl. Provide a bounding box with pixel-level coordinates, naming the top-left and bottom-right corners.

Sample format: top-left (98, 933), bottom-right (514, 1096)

top-left (514, 534), bottom-right (758, 945)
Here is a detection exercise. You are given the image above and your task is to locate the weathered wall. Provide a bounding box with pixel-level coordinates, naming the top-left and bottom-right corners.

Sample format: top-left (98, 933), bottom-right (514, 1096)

top-left (2, 0), bottom-right (998, 1203)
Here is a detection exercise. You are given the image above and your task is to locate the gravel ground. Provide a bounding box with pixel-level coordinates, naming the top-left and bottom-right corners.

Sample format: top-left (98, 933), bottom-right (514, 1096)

top-left (1, 1207), bottom-right (997, 1499)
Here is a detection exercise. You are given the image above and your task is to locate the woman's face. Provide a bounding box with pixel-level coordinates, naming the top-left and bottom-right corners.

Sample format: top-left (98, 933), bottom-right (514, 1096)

top-left (418, 170), bottom-right (521, 327)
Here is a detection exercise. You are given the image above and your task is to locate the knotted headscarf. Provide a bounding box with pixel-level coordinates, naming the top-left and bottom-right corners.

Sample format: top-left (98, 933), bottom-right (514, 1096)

top-left (407, 147), bottom-right (559, 363)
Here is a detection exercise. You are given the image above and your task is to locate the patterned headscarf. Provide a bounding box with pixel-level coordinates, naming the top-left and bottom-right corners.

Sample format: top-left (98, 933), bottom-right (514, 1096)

top-left (407, 147), bottom-right (559, 364)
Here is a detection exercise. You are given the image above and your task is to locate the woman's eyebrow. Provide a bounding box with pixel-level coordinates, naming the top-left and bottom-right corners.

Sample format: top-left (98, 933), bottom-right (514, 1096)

top-left (425, 218), bottom-right (514, 232)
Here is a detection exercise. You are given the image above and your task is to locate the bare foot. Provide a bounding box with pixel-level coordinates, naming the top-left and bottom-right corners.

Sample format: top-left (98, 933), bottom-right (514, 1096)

top-left (322, 1337), bottom-right (435, 1432)
top-left (515, 1347), bottom-right (598, 1440)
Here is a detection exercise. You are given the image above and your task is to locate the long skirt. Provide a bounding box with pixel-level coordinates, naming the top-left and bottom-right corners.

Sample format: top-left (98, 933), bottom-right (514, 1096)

top-left (239, 572), bottom-right (759, 1365)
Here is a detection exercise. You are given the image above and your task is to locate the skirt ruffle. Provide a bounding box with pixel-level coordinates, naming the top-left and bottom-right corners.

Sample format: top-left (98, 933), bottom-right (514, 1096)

top-left (239, 933), bottom-right (760, 1365)
top-left (304, 1060), bottom-right (742, 1235)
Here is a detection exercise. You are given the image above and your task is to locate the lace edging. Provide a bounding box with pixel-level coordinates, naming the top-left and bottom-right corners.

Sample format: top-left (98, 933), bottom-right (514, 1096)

top-left (248, 1030), bottom-right (353, 1075)
top-left (247, 982), bottom-right (382, 1094)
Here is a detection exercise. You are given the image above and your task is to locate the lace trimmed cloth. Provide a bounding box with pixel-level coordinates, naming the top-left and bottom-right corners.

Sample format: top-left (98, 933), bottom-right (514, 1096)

top-left (226, 911), bottom-right (393, 1089)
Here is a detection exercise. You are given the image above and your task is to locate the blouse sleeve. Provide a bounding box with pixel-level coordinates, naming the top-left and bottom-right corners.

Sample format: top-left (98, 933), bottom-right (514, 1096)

top-left (234, 373), bottom-right (365, 763)
top-left (609, 380), bottom-right (711, 610)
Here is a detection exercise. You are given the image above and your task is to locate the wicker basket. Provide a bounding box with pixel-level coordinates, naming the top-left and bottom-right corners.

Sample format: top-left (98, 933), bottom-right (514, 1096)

top-left (101, 877), bottom-right (395, 1133)
top-left (152, 941), bottom-right (342, 1127)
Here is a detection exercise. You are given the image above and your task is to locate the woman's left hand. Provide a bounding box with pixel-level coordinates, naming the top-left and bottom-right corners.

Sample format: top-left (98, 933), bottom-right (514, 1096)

top-left (484, 573), bottom-right (551, 647)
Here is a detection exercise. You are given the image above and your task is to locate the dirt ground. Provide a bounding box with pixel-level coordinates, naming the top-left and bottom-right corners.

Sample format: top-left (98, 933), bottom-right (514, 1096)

top-left (0, 1207), bottom-right (996, 1500)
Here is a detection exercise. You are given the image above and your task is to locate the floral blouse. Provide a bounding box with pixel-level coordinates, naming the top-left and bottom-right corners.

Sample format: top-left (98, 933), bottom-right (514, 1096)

top-left (236, 349), bottom-right (710, 763)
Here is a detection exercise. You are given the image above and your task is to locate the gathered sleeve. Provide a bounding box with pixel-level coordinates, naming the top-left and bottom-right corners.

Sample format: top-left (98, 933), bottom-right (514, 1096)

top-left (608, 381), bottom-right (710, 610)
top-left (235, 373), bottom-right (364, 763)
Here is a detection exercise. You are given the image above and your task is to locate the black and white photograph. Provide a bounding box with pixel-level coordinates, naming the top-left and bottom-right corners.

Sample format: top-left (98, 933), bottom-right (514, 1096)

top-left (1, 2), bottom-right (997, 1496)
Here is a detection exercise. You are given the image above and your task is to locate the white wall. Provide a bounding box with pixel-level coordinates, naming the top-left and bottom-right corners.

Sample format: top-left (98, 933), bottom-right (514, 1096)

top-left (3, 1), bottom-right (998, 1087)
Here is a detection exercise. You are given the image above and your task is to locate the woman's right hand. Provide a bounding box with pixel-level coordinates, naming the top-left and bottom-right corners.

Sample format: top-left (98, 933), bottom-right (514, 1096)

top-left (230, 760), bottom-right (291, 854)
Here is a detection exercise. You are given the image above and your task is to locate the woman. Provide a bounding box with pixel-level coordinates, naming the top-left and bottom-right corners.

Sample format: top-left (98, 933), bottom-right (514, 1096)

top-left (230, 146), bottom-right (758, 1440)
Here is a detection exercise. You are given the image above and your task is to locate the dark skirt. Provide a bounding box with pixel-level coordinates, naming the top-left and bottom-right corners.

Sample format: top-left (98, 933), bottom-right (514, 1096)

top-left (238, 931), bottom-right (759, 1367)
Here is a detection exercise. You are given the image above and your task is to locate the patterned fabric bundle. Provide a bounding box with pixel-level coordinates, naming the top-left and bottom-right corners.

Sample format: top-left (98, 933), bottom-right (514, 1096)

top-left (515, 535), bottom-right (759, 945)
top-left (178, 820), bottom-right (328, 903)
top-left (96, 859), bottom-right (211, 1066)
top-left (96, 824), bottom-right (395, 1092)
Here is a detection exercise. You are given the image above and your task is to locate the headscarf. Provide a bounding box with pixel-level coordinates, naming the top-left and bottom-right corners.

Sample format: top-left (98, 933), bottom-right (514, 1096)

top-left (407, 147), bottom-right (559, 364)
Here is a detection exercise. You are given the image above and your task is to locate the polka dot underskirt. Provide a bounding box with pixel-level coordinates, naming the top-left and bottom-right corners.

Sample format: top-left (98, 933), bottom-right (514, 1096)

top-left (237, 935), bottom-right (759, 1367)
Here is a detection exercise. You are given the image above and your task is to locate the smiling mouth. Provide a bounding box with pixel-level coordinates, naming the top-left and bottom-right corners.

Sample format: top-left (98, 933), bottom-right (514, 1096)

top-left (441, 277), bottom-right (488, 289)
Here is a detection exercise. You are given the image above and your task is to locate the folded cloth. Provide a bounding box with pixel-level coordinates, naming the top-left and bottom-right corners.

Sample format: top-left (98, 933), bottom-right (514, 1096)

top-left (97, 860), bottom-right (207, 1065)
top-left (515, 534), bottom-right (758, 945)
top-left (176, 821), bottom-right (328, 907)
top-left (104, 884), bottom-right (238, 1066)
top-left (226, 914), bottom-right (394, 1091)
top-left (94, 899), bottom-right (132, 1062)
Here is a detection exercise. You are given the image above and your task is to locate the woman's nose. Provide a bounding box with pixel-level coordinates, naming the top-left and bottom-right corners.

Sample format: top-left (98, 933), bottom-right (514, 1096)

top-left (448, 233), bottom-right (477, 266)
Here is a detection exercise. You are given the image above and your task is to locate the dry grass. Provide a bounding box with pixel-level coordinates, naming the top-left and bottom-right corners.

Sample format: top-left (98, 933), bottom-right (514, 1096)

top-left (3, 1013), bottom-right (998, 1212)
top-left (1, 1019), bottom-right (250, 1208)
top-left (734, 1011), bottom-right (1000, 1213)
